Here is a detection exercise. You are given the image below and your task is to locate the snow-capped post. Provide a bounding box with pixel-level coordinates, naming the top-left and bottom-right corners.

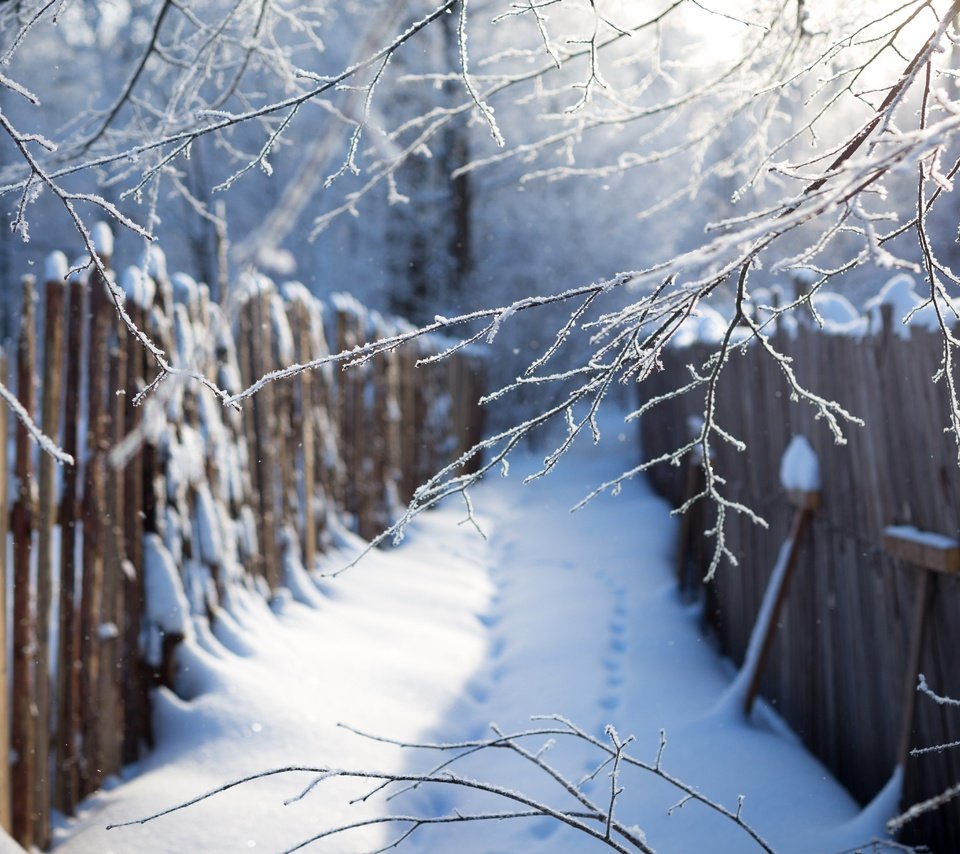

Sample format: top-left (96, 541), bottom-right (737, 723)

top-left (742, 436), bottom-right (821, 715)
top-left (32, 255), bottom-right (69, 848)
top-left (882, 527), bottom-right (960, 778)
top-left (11, 274), bottom-right (37, 849)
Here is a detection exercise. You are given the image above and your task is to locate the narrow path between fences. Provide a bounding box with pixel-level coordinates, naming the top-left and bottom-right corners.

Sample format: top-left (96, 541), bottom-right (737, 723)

top-left (55, 421), bottom-right (884, 854)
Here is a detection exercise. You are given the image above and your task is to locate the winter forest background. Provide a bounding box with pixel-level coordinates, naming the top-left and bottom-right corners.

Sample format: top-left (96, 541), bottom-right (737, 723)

top-left (4, 0), bottom-right (960, 851)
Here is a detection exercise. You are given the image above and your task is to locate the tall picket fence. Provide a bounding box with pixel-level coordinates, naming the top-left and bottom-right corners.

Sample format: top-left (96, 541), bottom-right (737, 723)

top-left (641, 312), bottom-right (960, 851)
top-left (0, 252), bottom-right (485, 849)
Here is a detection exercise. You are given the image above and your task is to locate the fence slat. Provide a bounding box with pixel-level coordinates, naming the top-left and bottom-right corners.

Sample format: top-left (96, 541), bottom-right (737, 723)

top-left (11, 276), bottom-right (37, 848)
top-left (32, 274), bottom-right (67, 848)
top-left (56, 277), bottom-right (85, 815)
top-left (122, 303), bottom-right (147, 765)
top-left (80, 267), bottom-right (111, 796)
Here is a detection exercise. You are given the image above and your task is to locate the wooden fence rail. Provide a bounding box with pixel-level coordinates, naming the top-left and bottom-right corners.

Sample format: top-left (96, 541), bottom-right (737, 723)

top-left (641, 315), bottom-right (960, 851)
top-left (0, 251), bottom-right (485, 849)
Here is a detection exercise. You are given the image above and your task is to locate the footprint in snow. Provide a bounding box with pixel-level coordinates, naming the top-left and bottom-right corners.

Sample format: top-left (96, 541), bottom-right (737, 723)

top-left (609, 635), bottom-right (627, 654)
top-left (603, 656), bottom-right (621, 672)
top-left (466, 679), bottom-right (492, 704)
top-left (477, 611), bottom-right (501, 629)
top-left (599, 694), bottom-right (621, 711)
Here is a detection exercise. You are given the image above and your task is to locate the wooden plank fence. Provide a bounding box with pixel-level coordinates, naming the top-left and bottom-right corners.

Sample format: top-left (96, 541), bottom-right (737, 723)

top-left (641, 313), bottom-right (960, 851)
top-left (0, 248), bottom-right (485, 849)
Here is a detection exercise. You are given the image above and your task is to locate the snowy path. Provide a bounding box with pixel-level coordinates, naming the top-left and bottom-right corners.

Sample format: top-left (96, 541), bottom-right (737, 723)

top-left (56, 425), bottom-right (886, 853)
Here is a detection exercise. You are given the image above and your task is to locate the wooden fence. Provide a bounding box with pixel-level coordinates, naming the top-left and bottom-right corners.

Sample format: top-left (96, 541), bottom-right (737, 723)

top-left (0, 252), bottom-right (485, 849)
top-left (641, 312), bottom-right (960, 850)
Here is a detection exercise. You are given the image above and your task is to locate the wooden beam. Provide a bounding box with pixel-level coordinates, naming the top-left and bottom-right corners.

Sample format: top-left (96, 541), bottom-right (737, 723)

top-left (881, 525), bottom-right (958, 775)
top-left (883, 526), bottom-right (960, 574)
top-left (787, 488), bottom-right (821, 512)
top-left (743, 500), bottom-right (816, 715)
top-left (896, 570), bottom-right (932, 772)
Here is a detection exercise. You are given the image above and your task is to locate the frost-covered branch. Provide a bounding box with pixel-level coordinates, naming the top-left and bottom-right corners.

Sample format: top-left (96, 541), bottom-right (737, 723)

top-left (107, 715), bottom-right (773, 853)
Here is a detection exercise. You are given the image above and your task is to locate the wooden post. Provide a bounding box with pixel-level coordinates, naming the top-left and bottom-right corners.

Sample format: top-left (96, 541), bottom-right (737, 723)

top-left (382, 342), bottom-right (403, 517)
top-left (335, 305), bottom-right (357, 523)
top-left (252, 292), bottom-right (279, 588)
top-left (96, 319), bottom-right (127, 783)
top-left (882, 527), bottom-right (960, 775)
top-left (122, 302), bottom-right (147, 765)
top-left (80, 263), bottom-right (111, 795)
top-left (32, 272), bottom-right (67, 848)
top-left (235, 299), bottom-right (262, 576)
top-left (11, 275), bottom-right (37, 848)
top-left (56, 277), bottom-right (85, 814)
top-left (289, 302), bottom-right (317, 570)
top-left (272, 303), bottom-right (297, 557)
top-left (399, 347), bottom-right (418, 503)
top-left (743, 487), bottom-right (820, 715)
top-left (0, 349), bottom-right (10, 834)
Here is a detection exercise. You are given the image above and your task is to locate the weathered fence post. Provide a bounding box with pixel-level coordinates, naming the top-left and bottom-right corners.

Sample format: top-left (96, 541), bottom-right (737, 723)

top-left (286, 299), bottom-right (317, 570)
top-left (97, 310), bottom-right (128, 783)
top-left (11, 275), bottom-right (37, 847)
top-left (56, 273), bottom-right (85, 815)
top-left (32, 266), bottom-right (68, 848)
top-left (80, 258), bottom-right (112, 795)
top-left (248, 288), bottom-right (280, 588)
top-left (122, 298), bottom-right (148, 764)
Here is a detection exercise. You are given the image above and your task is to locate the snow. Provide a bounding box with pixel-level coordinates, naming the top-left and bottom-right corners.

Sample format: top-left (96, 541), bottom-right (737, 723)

top-left (667, 277), bottom-right (959, 350)
top-left (884, 524), bottom-right (959, 551)
top-left (143, 534), bottom-right (193, 664)
top-left (53, 420), bottom-right (891, 853)
top-left (671, 304), bottom-right (729, 347)
top-left (863, 273), bottom-right (955, 338)
top-left (779, 435), bottom-right (820, 492)
top-left (91, 221), bottom-right (114, 258)
top-left (714, 536), bottom-right (793, 718)
top-left (120, 266), bottom-right (156, 309)
top-left (44, 251), bottom-right (68, 283)
top-left (141, 245), bottom-right (168, 283)
top-left (269, 293), bottom-right (295, 365)
top-left (171, 272), bottom-right (199, 306)
top-left (811, 291), bottom-right (867, 336)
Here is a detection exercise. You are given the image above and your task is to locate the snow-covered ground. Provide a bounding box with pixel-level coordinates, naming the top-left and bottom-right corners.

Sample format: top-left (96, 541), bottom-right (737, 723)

top-left (54, 421), bottom-right (893, 853)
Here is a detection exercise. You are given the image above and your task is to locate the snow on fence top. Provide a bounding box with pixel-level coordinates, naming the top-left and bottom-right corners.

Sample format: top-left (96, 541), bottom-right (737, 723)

top-left (670, 272), bottom-right (958, 347)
